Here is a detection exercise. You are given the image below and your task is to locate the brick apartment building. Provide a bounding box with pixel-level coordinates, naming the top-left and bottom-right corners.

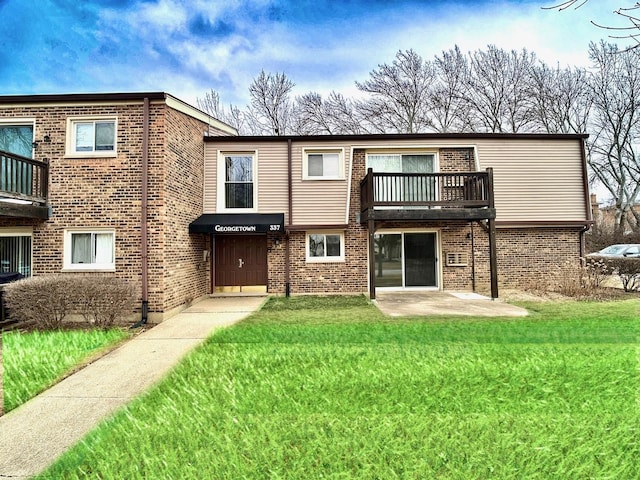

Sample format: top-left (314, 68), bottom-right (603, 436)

top-left (1, 93), bottom-right (592, 322)
top-left (0, 93), bottom-right (235, 322)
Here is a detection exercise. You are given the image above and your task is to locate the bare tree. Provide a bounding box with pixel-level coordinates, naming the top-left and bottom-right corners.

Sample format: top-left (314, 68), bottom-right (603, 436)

top-left (545, 1), bottom-right (640, 50)
top-left (529, 63), bottom-right (591, 133)
top-left (451, 46), bottom-right (539, 133)
top-left (356, 49), bottom-right (435, 133)
top-left (293, 91), bottom-right (365, 135)
top-left (587, 41), bottom-right (640, 233)
top-left (430, 46), bottom-right (473, 132)
top-left (196, 89), bottom-right (224, 119)
top-left (247, 70), bottom-right (295, 135)
top-left (196, 89), bottom-right (248, 134)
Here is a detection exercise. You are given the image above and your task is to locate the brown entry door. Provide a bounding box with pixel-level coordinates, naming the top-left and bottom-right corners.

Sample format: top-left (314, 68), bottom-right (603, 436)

top-left (215, 235), bottom-right (267, 287)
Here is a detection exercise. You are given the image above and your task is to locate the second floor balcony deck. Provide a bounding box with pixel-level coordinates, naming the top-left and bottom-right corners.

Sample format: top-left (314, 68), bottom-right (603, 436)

top-left (360, 168), bottom-right (496, 223)
top-left (0, 149), bottom-right (49, 219)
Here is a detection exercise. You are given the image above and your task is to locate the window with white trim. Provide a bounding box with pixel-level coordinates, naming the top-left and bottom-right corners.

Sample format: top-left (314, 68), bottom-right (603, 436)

top-left (66, 117), bottom-right (117, 156)
top-left (63, 230), bottom-right (115, 271)
top-left (306, 232), bottom-right (344, 262)
top-left (303, 149), bottom-right (344, 180)
top-left (218, 151), bottom-right (257, 211)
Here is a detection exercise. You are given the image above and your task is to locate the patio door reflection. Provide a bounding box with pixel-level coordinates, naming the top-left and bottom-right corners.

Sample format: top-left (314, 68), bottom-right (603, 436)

top-left (375, 233), bottom-right (402, 287)
top-left (374, 232), bottom-right (437, 288)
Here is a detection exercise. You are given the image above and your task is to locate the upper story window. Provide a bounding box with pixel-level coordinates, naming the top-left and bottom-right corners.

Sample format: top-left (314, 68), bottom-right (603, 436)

top-left (303, 148), bottom-right (344, 180)
top-left (0, 121), bottom-right (34, 158)
top-left (63, 229), bottom-right (115, 271)
top-left (66, 117), bottom-right (117, 157)
top-left (0, 120), bottom-right (35, 196)
top-left (218, 152), bottom-right (256, 211)
top-left (366, 152), bottom-right (438, 204)
top-left (367, 152), bottom-right (436, 174)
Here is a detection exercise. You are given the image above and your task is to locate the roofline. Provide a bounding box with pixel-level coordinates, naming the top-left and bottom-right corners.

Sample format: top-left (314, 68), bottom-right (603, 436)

top-left (0, 92), bottom-right (169, 103)
top-left (204, 132), bottom-right (589, 143)
top-left (0, 91), bottom-right (238, 136)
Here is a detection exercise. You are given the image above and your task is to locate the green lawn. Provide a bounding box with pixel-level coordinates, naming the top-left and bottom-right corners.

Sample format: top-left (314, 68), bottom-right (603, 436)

top-left (40, 296), bottom-right (640, 479)
top-left (3, 328), bottom-right (130, 412)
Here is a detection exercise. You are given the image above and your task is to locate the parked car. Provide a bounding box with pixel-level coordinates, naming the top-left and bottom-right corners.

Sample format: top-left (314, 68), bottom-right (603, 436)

top-left (587, 244), bottom-right (640, 258)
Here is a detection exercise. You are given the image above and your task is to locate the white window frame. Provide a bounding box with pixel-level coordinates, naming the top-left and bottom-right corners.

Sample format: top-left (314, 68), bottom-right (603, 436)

top-left (217, 150), bottom-right (258, 212)
top-left (63, 229), bottom-right (116, 272)
top-left (66, 116), bottom-right (117, 157)
top-left (0, 227), bottom-right (33, 277)
top-left (306, 231), bottom-right (345, 263)
top-left (303, 148), bottom-right (345, 180)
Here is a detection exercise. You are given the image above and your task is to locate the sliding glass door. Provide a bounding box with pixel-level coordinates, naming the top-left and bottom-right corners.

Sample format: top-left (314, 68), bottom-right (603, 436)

top-left (373, 232), bottom-right (438, 288)
top-left (0, 233), bottom-right (32, 276)
top-left (367, 153), bottom-right (436, 204)
top-left (0, 123), bottom-right (34, 196)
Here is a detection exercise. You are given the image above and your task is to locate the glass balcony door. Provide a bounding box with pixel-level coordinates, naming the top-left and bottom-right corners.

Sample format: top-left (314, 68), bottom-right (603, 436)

top-left (0, 123), bottom-right (34, 196)
top-left (374, 232), bottom-right (437, 288)
top-left (367, 153), bottom-right (436, 205)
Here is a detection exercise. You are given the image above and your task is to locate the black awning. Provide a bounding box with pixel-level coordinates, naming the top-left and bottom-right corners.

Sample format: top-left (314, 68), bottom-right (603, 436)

top-left (189, 213), bottom-right (285, 234)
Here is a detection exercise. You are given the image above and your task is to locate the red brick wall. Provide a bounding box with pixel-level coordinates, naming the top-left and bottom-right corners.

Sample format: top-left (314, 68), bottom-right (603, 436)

top-left (264, 145), bottom-right (583, 296)
top-left (0, 103), bottom-right (151, 305)
top-left (0, 100), bottom-right (213, 315)
top-left (440, 148), bottom-right (475, 172)
top-left (463, 226), bottom-right (582, 293)
top-left (161, 106), bottom-right (210, 311)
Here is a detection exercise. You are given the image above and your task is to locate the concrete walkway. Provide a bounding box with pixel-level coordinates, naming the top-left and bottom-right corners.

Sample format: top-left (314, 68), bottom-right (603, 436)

top-left (374, 291), bottom-right (529, 317)
top-left (0, 296), bottom-right (266, 479)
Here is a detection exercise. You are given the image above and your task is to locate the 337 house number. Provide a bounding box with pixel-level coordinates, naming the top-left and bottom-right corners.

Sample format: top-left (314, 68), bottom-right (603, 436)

top-left (269, 224), bottom-right (281, 231)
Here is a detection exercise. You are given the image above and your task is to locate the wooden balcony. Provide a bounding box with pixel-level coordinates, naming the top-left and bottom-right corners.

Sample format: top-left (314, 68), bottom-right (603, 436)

top-left (360, 167), bottom-right (499, 300)
top-left (0, 149), bottom-right (49, 219)
top-left (360, 168), bottom-right (496, 222)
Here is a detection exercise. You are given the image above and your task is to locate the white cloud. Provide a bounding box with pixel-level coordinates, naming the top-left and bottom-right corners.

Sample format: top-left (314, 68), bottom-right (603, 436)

top-left (2, 0), bottom-right (630, 108)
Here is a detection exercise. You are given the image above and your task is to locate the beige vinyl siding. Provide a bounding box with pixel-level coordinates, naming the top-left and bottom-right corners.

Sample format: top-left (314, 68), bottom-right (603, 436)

top-left (255, 142), bottom-right (289, 217)
top-left (205, 135), bottom-right (588, 224)
top-left (475, 138), bottom-right (587, 222)
top-left (291, 141), bottom-right (352, 225)
top-left (203, 141), bottom-right (289, 220)
top-left (351, 137), bottom-right (588, 223)
top-left (203, 145), bottom-right (217, 213)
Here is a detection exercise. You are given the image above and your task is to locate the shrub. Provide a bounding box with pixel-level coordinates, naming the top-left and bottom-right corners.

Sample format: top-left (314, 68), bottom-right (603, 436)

top-left (4, 275), bottom-right (78, 329)
top-left (77, 276), bottom-right (137, 328)
top-left (604, 257), bottom-right (640, 292)
top-left (583, 257), bottom-right (613, 288)
top-left (533, 258), bottom-right (627, 300)
top-left (4, 275), bottom-right (137, 330)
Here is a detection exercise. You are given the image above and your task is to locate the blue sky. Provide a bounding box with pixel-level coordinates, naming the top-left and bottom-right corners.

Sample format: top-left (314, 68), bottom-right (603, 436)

top-left (0, 0), bottom-right (626, 107)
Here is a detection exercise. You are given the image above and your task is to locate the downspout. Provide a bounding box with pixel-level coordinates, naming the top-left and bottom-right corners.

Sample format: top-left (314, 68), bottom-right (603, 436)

top-left (579, 137), bottom-right (592, 263)
top-left (133, 97), bottom-right (150, 327)
top-left (579, 224), bottom-right (589, 263)
top-left (141, 97), bottom-right (149, 322)
top-left (285, 138), bottom-right (292, 296)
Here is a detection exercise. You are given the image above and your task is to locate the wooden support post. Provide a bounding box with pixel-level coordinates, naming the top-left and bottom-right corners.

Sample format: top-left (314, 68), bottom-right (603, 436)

top-left (488, 217), bottom-right (498, 299)
top-left (368, 218), bottom-right (376, 300)
top-left (486, 167), bottom-right (498, 299)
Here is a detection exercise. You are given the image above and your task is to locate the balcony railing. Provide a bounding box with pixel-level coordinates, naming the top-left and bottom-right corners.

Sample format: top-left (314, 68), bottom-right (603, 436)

top-left (0, 149), bottom-right (48, 205)
top-left (360, 168), bottom-right (493, 213)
